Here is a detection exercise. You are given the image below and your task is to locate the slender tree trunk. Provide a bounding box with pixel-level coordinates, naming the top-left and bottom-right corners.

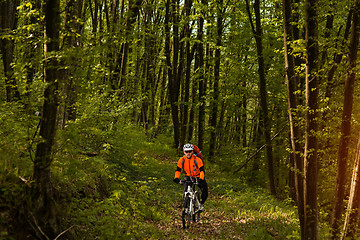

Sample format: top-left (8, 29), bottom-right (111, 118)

top-left (197, 0), bottom-right (206, 150)
top-left (246, 0), bottom-right (276, 196)
top-left (177, 2), bottom-right (186, 149)
top-left (242, 77), bottom-right (247, 148)
top-left (0, 0), bottom-right (20, 102)
top-left (282, 0), bottom-right (305, 237)
top-left (180, 0), bottom-right (194, 147)
top-left (141, 5), bottom-right (156, 131)
top-left (155, 67), bottom-right (169, 136)
top-left (324, 11), bottom-right (351, 103)
top-left (117, 0), bottom-right (142, 89)
top-left (89, 0), bottom-right (99, 34)
top-left (22, 0), bottom-right (41, 103)
top-left (331, 0), bottom-right (360, 237)
top-left (110, 0), bottom-right (120, 31)
top-left (32, 0), bottom-right (61, 237)
top-left (165, 0), bottom-right (181, 148)
top-left (208, 0), bottom-right (223, 162)
top-left (341, 133), bottom-right (360, 240)
top-left (61, 0), bottom-right (84, 126)
top-left (188, 44), bottom-right (198, 142)
top-left (304, 0), bottom-right (319, 238)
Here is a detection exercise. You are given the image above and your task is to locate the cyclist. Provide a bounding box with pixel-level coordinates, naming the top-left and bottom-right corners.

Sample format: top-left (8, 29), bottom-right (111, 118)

top-left (173, 143), bottom-right (208, 210)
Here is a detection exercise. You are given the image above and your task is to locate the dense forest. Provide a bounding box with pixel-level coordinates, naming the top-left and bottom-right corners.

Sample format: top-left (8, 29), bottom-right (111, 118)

top-left (2, 0), bottom-right (360, 239)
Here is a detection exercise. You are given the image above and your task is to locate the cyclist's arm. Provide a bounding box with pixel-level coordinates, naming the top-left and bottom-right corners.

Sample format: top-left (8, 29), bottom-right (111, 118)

top-left (174, 158), bottom-right (183, 179)
top-left (198, 158), bottom-right (205, 180)
top-left (199, 166), bottom-right (205, 180)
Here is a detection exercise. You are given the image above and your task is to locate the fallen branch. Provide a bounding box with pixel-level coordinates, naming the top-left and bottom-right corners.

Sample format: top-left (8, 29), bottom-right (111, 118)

top-left (233, 125), bottom-right (286, 174)
top-left (54, 225), bottom-right (74, 240)
top-left (31, 213), bottom-right (50, 240)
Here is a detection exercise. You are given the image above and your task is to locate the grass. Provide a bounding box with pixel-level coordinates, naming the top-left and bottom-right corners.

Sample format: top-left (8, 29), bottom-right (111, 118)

top-left (1, 121), bottom-right (302, 239)
top-left (57, 124), bottom-right (301, 239)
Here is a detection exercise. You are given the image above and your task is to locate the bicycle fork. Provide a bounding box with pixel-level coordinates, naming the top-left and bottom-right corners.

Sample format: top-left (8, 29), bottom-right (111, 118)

top-left (194, 191), bottom-right (202, 214)
top-left (184, 186), bottom-right (194, 214)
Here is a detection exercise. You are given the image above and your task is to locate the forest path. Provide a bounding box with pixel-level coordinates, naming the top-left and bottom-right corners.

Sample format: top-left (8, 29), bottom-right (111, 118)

top-left (128, 150), bottom-right (293, 239)
top-left (128, 151), bottom-right (246, 239)
top-left (158, 194), bottom-right (245, 240)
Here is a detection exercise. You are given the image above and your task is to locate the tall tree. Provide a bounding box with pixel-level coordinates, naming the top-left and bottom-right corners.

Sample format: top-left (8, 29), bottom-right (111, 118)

top-left (208, 0), bottom-right (223, 162)
top-left (324, 11), bottom-right (352, 102)
top-left (32, 0), bottom-right (61, 237)
top-left (196, 0), bottom-right (206, 151)
top-left (179, 0), bottom-right (194, 148)
top-left (141, 0), bottom-right (157, 131)
top-left (341, 133), bottom-right (360, 239)
top-left (0, 0), bottom-right (20, 102)
top-left (245, 0), bottom-right (276, 196)
top-left (304, 0), bottom-right (319, 238)
top-left (282, 0), bottom-right (305, 237)
top-left (165, 0), bottom-right (181, 148)
top-left (61, 0), bottom-right (84, 126)
top-left (118, 0), bottom-right (143, 89)
top-left (331, 0), bottom-right (360, 237)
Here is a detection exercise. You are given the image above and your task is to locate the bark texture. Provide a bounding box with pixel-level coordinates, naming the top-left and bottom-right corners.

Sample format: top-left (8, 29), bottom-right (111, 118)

top-left (304, 0), bottom-right (319, 239)
top-left (32, 0), bottom-right (61, 237)
top-left (331, 0), bottom-right (360, 238)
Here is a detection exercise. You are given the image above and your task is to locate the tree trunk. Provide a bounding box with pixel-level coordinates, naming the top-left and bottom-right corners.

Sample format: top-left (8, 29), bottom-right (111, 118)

top-left (282, 0), bottom-right (305, 237)
top-left (188, 44), bottom-right (198, 142)
top-left (165, 0), bottom-right (181, 148)
top-left (141, 4), bottom-right (157, 131)
top-left (180, 0), bottom-right (194, 148)
top-left (155, 67), bottom-right (169, 136)
top-left (331, 0), bottom-right (360, 237)
top-left (324, 11), bottom-right (351, 104)
top-left (0, 0), bottom-right (20, 102)
top-left (89, 0), bottom-right (99, 34)
top-left (117, 0), bottom-right (142, 89)
top-left (32, 0), bottom-right (61, 238)
top-left (304, 0), bottom-right (319, 238)
top-left (208, 0), bottom-right (223, 162)
top-left (242, 77), bottom-right (247, 148)
top-left (197, 0), bottom-right (206, 150)
top-left (61, 0), bottom-right (84, 126)
top-left (324, 11), bottom-right (351, 102)
top-left (22, 0), bottom-right (41, 103)
top-left (110, 0), bottom-right (120, 31)
top-left (246, 0), bottom-right (276, 196)
top-left (341, 133), bottom-right (360, 240)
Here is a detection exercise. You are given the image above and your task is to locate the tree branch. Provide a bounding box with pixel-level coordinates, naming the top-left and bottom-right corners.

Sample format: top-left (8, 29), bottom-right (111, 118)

top-left (233, 125), bottom-right (286, 174)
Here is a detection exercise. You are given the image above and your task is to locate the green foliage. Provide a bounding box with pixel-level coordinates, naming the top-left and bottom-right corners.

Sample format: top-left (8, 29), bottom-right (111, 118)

top-left (0, 97), bottom-right (301, 239)
top-left (0, 102), bottom-right (37, 177)
top-left (0, 103), bottom-right (34, 237)
top-left (51, 120), bottom-right (302, 239)
top-left (3, 0), bottom-right (360, 238)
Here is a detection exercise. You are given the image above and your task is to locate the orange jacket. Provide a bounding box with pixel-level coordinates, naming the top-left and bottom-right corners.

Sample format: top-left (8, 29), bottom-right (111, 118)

top-left (174, 155), bottom-right (205, 180)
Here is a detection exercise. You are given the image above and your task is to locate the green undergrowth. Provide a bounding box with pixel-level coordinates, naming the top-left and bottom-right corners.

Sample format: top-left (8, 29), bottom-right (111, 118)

top-left (2, 115), bottom-right (302, 239)
top-left (52, 121), bottom-right (302, 239)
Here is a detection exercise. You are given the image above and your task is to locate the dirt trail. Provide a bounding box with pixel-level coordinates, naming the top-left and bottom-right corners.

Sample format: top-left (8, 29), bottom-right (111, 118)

top-left (156, 195), bottom-right (245, 240)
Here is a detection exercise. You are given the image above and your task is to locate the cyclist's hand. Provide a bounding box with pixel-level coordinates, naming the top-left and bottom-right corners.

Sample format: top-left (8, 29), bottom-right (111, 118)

top-left (198, 178), bottom-right (205, 184)
top-left (173, 178), bottom-right (180, 184)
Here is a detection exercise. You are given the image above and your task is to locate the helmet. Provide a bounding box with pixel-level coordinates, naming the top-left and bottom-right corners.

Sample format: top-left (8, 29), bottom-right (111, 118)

top-left (183, 143), bottom-right (194, 151)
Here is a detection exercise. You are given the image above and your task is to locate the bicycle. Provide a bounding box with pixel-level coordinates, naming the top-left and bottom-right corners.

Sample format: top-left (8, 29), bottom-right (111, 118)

top-left (179, 177), bottom-right (203, 229)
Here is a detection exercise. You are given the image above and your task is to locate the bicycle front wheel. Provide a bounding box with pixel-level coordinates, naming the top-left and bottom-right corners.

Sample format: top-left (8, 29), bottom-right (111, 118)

top-left (182, 196), bottom-right (191, 229)
top-left (193, 192), bottom-right (201, 223)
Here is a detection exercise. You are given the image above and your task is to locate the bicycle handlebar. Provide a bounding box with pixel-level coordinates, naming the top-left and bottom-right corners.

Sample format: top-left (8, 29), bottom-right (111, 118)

top-left (179, 179), bottom-right (199, 185)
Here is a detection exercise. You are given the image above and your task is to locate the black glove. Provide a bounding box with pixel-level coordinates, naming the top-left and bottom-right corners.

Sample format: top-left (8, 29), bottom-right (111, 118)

top-left (173, 178), bottom-right (180, 184)
top-left (198, 178), bottom-right (204, 184)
